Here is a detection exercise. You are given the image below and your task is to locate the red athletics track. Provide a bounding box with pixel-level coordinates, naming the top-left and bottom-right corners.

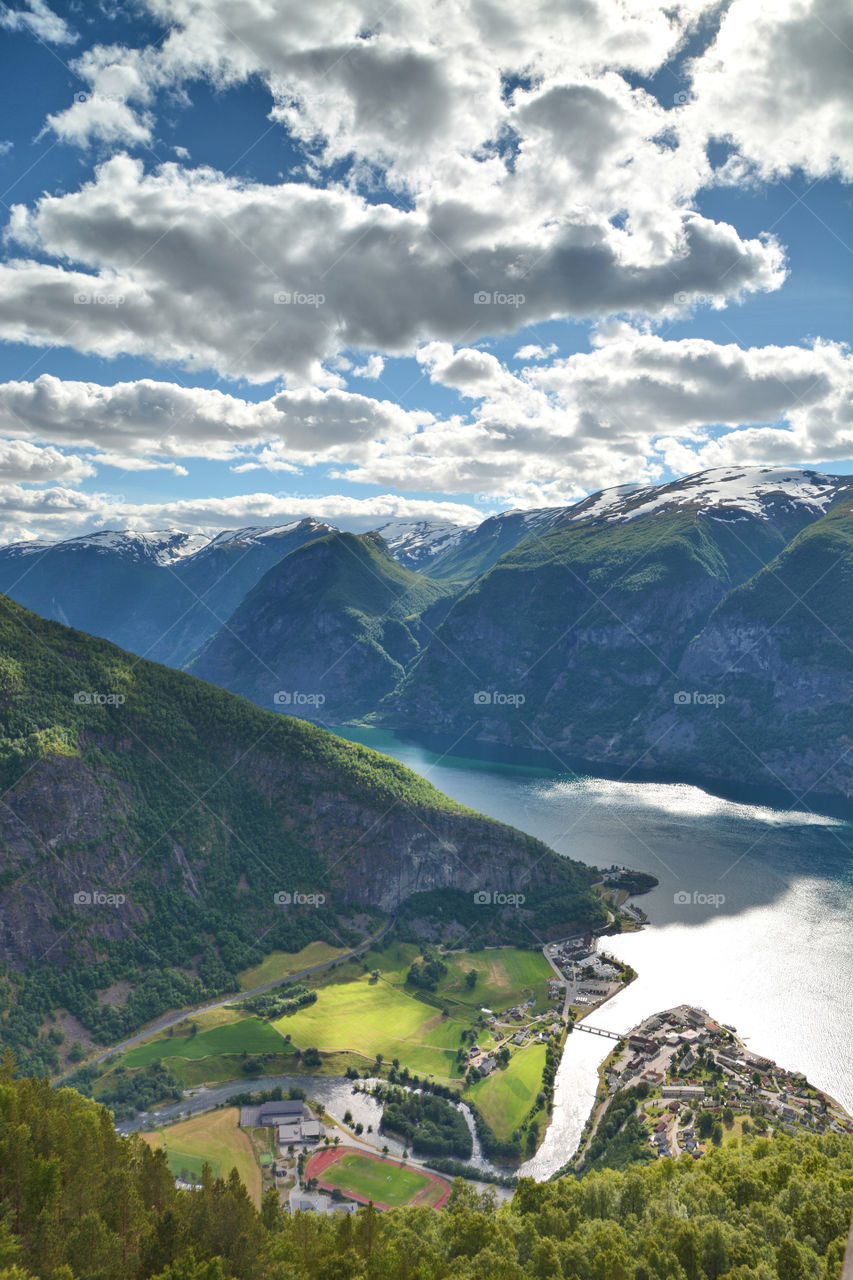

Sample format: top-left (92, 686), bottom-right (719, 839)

top-left (304, 1145), bottom-right (451, 1210)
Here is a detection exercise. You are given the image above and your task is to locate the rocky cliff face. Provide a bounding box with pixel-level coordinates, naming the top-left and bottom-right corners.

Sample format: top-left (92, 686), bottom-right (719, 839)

top-left (0, 594), bottom-right (600, 989)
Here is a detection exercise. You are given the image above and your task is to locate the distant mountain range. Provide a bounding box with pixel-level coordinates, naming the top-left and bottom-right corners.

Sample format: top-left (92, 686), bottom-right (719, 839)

top-left (1, 466), bottom-right (851, 799)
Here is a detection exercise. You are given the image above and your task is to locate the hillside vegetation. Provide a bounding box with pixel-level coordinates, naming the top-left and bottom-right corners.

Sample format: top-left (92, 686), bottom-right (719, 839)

top-left (0, 594), bottom-right (603, 1074)
top-left (0, 1064), bottom-right (851, 1279)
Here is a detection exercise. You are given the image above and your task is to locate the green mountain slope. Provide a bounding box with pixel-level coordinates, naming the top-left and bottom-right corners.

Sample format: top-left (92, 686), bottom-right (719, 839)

top-left (1, 1068), bottom-right (851, 1280)
top-left (0, 593), bottom-right (604, 1073)
top-left (190, 531), bottom-right (456, 720)
top-left (388, 496), bottom-right (853, 797)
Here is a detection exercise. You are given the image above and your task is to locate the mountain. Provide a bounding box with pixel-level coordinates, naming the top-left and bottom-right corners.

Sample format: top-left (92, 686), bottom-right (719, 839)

top-left (0, 519), bottom-right (337, 668)
top-left (424, 507), bottom-right (567, 581)
top-left (0, 591), bottom-right (603, 1071)
top-left (373, 518), bottom-right (469, 570)
top-left (189, 530), bottom-right (456, 720)
top-left (386, 468), bottom-right (853, 798)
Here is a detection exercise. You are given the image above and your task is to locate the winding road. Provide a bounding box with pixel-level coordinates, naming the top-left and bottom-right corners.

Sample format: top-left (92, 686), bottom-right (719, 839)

top-left (58, 917), bottom-right (396, 1082)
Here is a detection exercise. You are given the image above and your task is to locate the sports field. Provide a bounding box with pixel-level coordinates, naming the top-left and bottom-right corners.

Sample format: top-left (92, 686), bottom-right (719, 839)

top-left (467, 1043), bottom-right (548, 1140)
top-left (305, 1146), bottom-right (450, 1209)
top-left (141, 1107), bottom-right (261, 1205)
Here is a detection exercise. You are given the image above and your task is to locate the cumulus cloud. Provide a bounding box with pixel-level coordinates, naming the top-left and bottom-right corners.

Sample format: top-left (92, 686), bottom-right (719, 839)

top-left (1, 0), bottom-right (76, 44)
top-left (0, 374), bottom-right (432, 471)
top-left (339, 335), bottom-right (853, 502)
top-left (0, 484), bottom-right (483, 545)
top-left (0, 155), bottom-right (784, 382)
top-left (0, 439), bottom-right (94, 483)
top-left (685, 0), bottom-right (853, 182)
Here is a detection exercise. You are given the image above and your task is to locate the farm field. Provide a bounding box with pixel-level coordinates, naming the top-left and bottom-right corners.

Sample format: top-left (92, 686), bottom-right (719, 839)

top-left (436, 948), bottom-right (552, 1012)
top-left (141, 1108), bottom-right (262, 1205)
top-left (467, 1043), bottom-right (548, 1140)
top-left (275, 976), bottom-right (467, 1080)
top-left (123, 1016), bottom-right (287, 1067)
top-left (306, 1147), bottom-right (448, 1209)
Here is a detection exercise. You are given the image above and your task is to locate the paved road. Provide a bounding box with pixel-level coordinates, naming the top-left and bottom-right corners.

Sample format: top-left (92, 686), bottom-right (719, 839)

top-left (59, 917), bottom-right (396, 1081)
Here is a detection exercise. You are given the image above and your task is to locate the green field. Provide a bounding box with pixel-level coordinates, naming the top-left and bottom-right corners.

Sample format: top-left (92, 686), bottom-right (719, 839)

top-left (467, 1043), bottom-right (548, 1140)
top-left (436, 948), bottom-right (551, 1012)
top-left (275, 976), bottom-right (467, 1079)
top-left (123, 1017), bottom-right (287, 1067)
top-left (141, 1108), bottom-right (261, 1205)
top-left (316, 1152), bottom-right (433, 1207)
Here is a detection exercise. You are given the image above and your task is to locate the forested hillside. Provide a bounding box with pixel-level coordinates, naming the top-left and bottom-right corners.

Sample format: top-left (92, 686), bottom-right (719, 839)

top-left (0, 594), bottom-right (604, 1073)
top-left (0, 1064), bottom-right (850, 1279)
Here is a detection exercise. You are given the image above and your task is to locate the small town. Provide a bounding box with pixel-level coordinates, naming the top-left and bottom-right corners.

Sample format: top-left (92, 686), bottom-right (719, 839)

top-left (577, 1003), bottom-right (853, 1166)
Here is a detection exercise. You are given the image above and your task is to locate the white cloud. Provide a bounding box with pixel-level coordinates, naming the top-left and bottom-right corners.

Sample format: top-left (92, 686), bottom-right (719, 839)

top-left (515, 344), bottom-right (558, 361)
top-left (1, 0), bottom-right (76, 44)
top-left (0, 439), bottom-right (94, 483)
top-left (0, 484), bottom-right (483, 545)
top-left (0, 155), bottom-right (784, 382)
top-left (685, 0), bottom-right (853, 182)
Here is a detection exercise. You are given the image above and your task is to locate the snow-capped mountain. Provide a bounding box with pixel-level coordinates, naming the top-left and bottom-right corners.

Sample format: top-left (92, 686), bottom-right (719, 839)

top-left (568, 467), bottom-right (853, 526)
top-left (3, 528), bottom-right (210, 566)
top-left (373, 519), bottom-right (468, 570)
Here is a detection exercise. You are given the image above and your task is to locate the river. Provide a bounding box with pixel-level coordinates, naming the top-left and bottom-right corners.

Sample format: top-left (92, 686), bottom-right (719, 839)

top-left (338, 728), bottom-right (853, 1178)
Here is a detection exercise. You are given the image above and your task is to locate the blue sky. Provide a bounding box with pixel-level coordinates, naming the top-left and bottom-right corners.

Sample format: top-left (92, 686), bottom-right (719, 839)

top-left (0, 0), bottom-right (850, 540)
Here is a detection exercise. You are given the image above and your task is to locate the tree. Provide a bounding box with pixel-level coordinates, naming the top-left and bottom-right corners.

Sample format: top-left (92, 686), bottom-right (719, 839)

top-left (465, 969), bottom-right (478, 989)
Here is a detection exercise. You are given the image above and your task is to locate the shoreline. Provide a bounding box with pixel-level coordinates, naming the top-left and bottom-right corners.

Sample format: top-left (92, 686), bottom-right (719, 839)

top-left (330, 723), bottom-right (853, 819)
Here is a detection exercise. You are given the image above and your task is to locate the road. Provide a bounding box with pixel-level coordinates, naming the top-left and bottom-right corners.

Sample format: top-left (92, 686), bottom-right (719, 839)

top-left (59, 917), bottom-right (396, 1081)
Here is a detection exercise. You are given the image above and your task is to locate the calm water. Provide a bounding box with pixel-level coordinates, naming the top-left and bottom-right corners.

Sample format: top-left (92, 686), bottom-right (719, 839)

top-left (341, 728), bottom-right (853, 1175)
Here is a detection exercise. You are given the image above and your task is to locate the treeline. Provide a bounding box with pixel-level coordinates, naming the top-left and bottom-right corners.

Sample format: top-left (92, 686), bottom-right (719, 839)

top-left (379, 1087), bottom-right (473, 1159)
top-left (1, 1060), bottom-right (852, 1280)
top-left (239, 986), bottom-right (317, 1018)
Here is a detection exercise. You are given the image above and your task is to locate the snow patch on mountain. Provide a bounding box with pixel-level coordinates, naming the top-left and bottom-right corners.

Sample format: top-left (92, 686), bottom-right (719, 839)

top-left (570, 468), bottom-right (849, 524)
top-left (374, 519), bottom-right (467, 568)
